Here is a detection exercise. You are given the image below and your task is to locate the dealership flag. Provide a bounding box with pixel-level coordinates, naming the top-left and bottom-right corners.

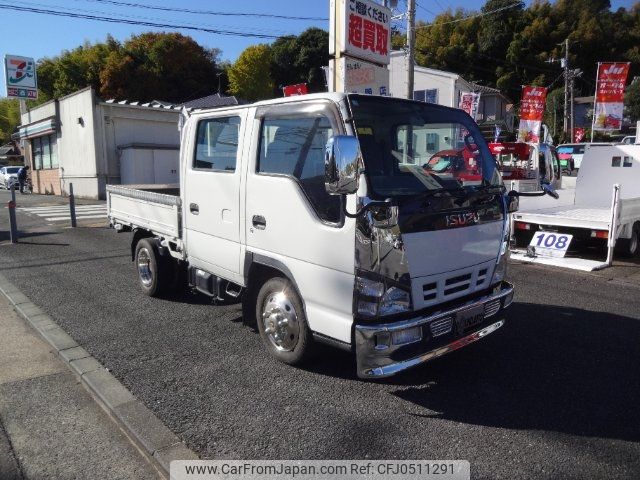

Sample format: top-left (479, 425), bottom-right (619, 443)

top-left (517, 86), bottom-right (547, 143)
top-left (592, 62), bottom-right (630, 131)
top-left (458, 92), bottom-right (481, 120)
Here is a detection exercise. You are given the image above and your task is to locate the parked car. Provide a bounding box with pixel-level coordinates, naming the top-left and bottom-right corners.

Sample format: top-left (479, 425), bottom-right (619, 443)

top-left (0, 166), bottom-right (21, 189)
top-left (556, 143), bottom-right (612, 171)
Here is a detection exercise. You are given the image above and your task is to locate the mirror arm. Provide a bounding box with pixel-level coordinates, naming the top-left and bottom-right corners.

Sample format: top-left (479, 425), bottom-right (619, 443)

top-left (343, 198), bottom-right (393, 219)
top-left (508, 190), bottom-right (546, 197)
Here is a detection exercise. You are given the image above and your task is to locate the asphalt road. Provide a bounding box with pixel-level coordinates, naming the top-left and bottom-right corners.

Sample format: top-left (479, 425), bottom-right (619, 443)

top-left (2, 191), bottom-right (640, 479)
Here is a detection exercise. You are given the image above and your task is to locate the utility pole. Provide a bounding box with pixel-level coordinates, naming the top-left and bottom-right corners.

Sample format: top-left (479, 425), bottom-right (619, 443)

top-left (406, 0), bottom-right (416, 100)
top-left (562, 38), bottom-right (569, 139)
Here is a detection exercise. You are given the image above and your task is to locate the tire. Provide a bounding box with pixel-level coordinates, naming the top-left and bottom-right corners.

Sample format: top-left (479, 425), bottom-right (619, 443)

top-left (255, 276), bottom-right (313, 365)
top-left (615, 224), bottom-right (640, 258)
top-left (134, 238), bottom-right (171, 297)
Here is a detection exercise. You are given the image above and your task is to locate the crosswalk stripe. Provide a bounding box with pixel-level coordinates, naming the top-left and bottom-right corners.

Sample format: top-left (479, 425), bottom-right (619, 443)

top-left (44, 214), bottom-right (107, 221)
top-left (22, 206), bottom-right (106, 212)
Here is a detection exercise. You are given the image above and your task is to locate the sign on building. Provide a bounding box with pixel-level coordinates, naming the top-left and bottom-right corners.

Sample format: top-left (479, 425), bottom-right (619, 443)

top-left (329, 57), bottom-right (389, 95)
top-left (329, 0), bottom-right (391, 93)
top-left (592, 62), bottom-right (630, 131)
top-left (4, 54), bottom-right (38, 100)
top-left (517, 86), bottom-right (547, 143)
top-left (332, 0), bottom-right (391, 65)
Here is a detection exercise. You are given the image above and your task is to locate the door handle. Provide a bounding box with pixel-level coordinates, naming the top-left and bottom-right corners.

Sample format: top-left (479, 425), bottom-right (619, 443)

top-left (252, 215), bottom-right (266, 230)
top-left (190, 203), bottom-right (199, 214)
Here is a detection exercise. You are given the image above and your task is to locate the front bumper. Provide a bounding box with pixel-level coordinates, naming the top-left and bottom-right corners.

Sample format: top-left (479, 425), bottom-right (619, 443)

top-left (355, 281), bottom-right (514, 378)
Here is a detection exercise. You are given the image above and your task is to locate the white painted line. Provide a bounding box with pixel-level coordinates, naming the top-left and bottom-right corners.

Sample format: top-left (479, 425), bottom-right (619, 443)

top-left (45, 214), bottom-right (107, 221)
top-left (510, 252), bottom-right (609, 271)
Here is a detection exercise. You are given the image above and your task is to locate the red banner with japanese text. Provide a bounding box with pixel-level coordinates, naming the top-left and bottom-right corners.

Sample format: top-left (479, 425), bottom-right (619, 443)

top-left (517, 86), bottom-right (547, 143)
top-left (593, 62), bottom-right (630, 131)
top-left (283, 83), bottom-right (308, 97)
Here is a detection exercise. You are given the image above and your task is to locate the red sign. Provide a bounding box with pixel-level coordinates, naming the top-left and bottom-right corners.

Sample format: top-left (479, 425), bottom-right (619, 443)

top-left (596, 63), bottom-right (630, 103)
top-left (573, 127), bottom-right (585, 143)
top-left (283, 83), bottom-right (308, 97)
top-left (519, 86), bottom-right (547, 121)
top-left (340, 0), bottom-right (391, 65)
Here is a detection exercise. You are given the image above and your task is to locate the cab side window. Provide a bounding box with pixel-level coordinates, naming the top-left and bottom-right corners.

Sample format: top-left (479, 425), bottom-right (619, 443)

top-left (194, 116), bottom-right (240, 172)
top-left (258, 115), bottom-right (341, 224)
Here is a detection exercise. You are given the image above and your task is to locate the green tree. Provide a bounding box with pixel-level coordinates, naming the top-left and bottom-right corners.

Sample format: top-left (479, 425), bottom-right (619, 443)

top-left (0, 98), bottom-right (21, 144)
top-left (228, 44), bottom-right (274, 101)
top-left (100, 32), bottom-right (218, 102)
top-left (625, 79), bottom-right (640, 123)
top-left (270, 28), bottom-right (329, 94)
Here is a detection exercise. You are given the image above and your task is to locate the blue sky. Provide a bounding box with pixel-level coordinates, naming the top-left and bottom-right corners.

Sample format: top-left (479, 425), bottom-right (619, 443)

top-left (0, 0), bottom-right (635, 97)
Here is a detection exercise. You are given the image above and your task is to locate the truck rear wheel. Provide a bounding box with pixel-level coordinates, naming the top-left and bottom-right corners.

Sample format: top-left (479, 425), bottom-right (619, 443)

top-left (616, 224), bottom-right (639, 257)
top-left (255, 277), bottom-right (313, 365)
top-left (135, 238), bottom-right (171, 297)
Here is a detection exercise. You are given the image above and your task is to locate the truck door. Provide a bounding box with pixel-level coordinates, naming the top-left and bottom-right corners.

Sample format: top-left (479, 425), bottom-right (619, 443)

top-left (244, 101), bottom-right (356, 343)
top-left (184, 111), bottom-right (245, 282)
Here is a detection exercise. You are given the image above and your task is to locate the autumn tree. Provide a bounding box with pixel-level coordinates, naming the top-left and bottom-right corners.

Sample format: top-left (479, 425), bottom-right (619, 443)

top-left (228, 44), bottom-right (275, 101)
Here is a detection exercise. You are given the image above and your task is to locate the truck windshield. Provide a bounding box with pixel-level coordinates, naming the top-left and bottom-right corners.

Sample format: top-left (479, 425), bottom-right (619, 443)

top-left (348, 95), bottom-right (501, 198)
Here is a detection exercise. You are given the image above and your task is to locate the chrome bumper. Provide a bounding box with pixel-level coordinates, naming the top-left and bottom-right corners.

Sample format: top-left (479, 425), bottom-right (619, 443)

top-left (355, 281), bottom-right (514, 378)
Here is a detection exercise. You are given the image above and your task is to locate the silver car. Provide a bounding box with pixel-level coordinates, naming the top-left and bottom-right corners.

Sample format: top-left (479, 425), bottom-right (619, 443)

top-left (0, 166), bottom-right (22, 189)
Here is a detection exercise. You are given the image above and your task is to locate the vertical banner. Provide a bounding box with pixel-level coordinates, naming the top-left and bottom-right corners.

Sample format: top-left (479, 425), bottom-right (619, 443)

top-left (458, 92), bottom-right (481, 121)
top-left (593, 62), bottom-right (630, 131)
top-left (517, 86), bottom-right (547, 143)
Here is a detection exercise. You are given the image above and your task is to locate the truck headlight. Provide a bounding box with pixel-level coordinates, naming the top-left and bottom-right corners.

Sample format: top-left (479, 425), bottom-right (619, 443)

top-left (355, 275), bottom-right (412, 317)
top-left (379, 287), bottom-right (411, 315)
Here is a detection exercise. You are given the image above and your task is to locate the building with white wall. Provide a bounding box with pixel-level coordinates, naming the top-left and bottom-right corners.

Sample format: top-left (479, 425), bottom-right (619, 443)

top-left (388, 51), bottom-right (514, 137)
top-left (18, 87), bottom-right (181, 199)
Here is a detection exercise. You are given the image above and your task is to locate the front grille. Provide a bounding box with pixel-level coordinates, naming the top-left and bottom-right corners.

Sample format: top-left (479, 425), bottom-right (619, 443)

top-left (417, 261), bottom-right (494, 308)
top-left (430, 317), bottom-right (453, 337)
top-left (484, 299), bottom-right (501, 318)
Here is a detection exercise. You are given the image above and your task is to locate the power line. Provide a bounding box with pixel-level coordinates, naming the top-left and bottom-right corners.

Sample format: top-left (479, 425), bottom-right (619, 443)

top-left (415, 2), bottom-right (523, 29)
top-left (415, 1), bottom-right (439, 17)
top-left (76, 0), bottom-right (328, 21)
top-left (0, 3), bottom-right (283, 39)
top-left (14, 0), bottom-right (292, 37)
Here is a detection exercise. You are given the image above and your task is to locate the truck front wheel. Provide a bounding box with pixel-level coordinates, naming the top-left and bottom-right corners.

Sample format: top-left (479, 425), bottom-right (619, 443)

top-left (134, 238), bottom-right (170, 297)
top-left (255, 277), bottom-right (313, 366)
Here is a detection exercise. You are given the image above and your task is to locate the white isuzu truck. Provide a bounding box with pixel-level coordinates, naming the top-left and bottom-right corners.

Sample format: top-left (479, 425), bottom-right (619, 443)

top-left (107, 93), bottom-right (538, 378)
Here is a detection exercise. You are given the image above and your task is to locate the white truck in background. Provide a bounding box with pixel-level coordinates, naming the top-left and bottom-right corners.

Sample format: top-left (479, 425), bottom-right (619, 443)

top-left (512, 144), bottom-right (640, 261)
top-left (106, 93), bottom-right (559, 378)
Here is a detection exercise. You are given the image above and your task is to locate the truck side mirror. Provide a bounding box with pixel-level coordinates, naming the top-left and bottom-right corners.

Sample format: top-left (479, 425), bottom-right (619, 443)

top-left (325, 136), bottom-right (360, 196)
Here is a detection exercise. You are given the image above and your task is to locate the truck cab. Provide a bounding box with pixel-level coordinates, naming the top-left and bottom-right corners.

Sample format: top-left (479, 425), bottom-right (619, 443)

top-left (109, 93), bottom-right (517, 378)
top-left (490, 142), bottom-right (562, 192)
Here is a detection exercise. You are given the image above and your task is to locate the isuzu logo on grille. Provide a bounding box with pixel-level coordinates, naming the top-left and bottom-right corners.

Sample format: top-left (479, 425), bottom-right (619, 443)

top-left (445, 212), bottom-right (480, 227)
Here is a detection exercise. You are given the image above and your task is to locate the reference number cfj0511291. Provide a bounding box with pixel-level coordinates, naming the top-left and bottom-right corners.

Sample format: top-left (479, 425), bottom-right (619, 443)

top-left (170, 460), bottom-right (470, 480)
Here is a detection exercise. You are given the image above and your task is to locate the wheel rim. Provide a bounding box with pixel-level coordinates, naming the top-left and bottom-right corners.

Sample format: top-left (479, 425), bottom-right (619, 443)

top-left (137, 247), bottom-right (153, 287)
top-left (261, 291), bottom-right (300, 352)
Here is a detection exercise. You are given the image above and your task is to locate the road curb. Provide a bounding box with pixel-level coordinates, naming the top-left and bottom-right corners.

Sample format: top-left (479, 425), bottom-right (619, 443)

top-left (0, 272), bottom-right (199, 478)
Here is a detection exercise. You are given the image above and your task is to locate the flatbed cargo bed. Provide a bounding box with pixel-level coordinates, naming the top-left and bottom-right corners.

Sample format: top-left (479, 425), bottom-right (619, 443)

top-left (106, 184), bottom-right (181, 240)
